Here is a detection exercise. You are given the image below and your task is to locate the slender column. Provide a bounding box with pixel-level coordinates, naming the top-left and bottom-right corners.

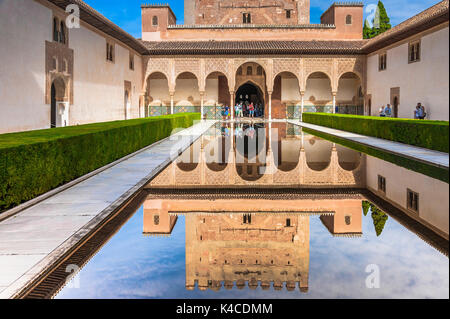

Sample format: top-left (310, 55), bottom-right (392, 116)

top-left (300, 91), bottom-right (305, 122)
top-left (170, 92), bottom-right (175, 115)
top-left (230, 91), bottom-right (235, 121)
top-left (200, 91), bottom-right (205, 121)
top-left (268, 91), bottom-right (272, 121)
top-left (332, 92), bottom-right (337, 114)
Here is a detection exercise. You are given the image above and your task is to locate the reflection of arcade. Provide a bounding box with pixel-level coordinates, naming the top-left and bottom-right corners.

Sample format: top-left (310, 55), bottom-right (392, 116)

top-left (143, 194), bottom-right (363, 292)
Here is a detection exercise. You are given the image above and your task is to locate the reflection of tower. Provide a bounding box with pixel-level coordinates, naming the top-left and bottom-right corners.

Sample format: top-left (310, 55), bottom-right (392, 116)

top-left (319, 200), bottom-right (363, 237)
top-left (143, 202), bottom-right (178, 237)
top-left (185, 214), bottom-right (310, 292)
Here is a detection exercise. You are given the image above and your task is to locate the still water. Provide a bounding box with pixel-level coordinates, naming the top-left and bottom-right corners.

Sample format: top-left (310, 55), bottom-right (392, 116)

top-left (56, 122), bottom-right (449, 299)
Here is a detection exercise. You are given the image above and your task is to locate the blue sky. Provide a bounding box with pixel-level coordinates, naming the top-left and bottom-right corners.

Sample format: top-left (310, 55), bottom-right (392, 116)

top-left (83, 0), bottom-right (441, 38)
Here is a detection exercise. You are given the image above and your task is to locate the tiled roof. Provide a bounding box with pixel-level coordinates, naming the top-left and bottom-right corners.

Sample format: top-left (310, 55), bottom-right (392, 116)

top-left (143, 40), bottom-right (367, 55)
top-left (46, 0), bottom-right (148, 54)
top-left (168, 24), bottom-right (335, 29)
top-left (363, 0), bottom-right (449, 53)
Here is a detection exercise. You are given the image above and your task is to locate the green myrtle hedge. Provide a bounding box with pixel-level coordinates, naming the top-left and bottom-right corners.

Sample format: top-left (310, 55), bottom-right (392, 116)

top-left (0, 113), bottom-right (200, 212)
top-left (302, 127), bottom-right (449, 184)
top-left (303, 113), bottom-right (449, 153)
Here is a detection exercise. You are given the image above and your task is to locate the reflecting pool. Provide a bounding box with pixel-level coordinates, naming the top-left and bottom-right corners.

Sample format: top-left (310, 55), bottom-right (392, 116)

top-left (56, 122), bottom-right (449, 299)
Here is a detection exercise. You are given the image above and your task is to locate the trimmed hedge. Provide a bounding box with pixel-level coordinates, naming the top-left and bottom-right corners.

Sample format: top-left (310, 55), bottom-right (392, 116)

top-left (303, 113), bottom-right (449, 153)
top-left (0, 113), bottom-right (200, 212)
top-left (302, 127), bottom-right (449, 184)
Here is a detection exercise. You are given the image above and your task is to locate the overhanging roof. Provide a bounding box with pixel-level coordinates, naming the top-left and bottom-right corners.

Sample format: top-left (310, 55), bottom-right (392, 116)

top-left (46, 0), bottom-right (148, 54)
top-left (142, 40), bottom-right (367, 55)
top-left (363, 0), bottom-right (449, 53)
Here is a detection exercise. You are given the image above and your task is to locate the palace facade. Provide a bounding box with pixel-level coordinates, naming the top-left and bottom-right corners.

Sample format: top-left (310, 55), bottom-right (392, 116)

top-left (0, 0), bottom-right (448, 134)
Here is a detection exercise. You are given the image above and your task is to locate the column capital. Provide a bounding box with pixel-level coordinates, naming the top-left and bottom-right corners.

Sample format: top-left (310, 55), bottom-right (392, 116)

top-left (332, 91), bottom-right (338, 97)
top-left (300, 91), bottom-right (305, 97)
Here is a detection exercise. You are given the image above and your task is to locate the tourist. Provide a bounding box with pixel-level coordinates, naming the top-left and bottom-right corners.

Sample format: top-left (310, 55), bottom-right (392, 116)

top-left (384, 104), bottom-right (392, 117)
top-left (249, 102), bottom-right (255, 118)
top-left (238, 103), bottom-right (243, 118)
top-left (418, 103), bottom-right (427, 119)
top-left (235, 103), bottom-right (240, 118)
top-left (379, 106), bottom-right (386, 117)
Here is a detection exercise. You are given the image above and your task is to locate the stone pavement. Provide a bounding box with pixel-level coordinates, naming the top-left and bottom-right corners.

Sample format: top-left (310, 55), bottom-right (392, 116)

top-left (0, 120), bottom-right (216, 299)
top-left (288, 120), bottom-right (449, 169)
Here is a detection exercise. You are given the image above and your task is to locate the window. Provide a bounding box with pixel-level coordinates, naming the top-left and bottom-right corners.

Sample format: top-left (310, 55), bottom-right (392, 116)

top-left (152, 16), bottom-right (158, 26)
top-left (379, 52), bottom-right (387, 71)
top-left (247, 66), bottom-right (253, 76)
top-left (409, 40), bottom-right (421, 63)
top-left (407, 189), bottom-right (419, 212)
top-left (106, 42), bottom-right (114, 62)
top-left (257, 66), bottom-right (263, 75)
top-left (243, 214), bottom-right (252, 224)
top-left (53, 18), bottom-right (59, 42)
top-left (286, 219), bottom-right (291, 227)
top-left (243, 13), bottom-right (251, 24)
top-left (60, 21), bottom-right (66, 44)
top-left (378, 175), bottom-right (386, 194)
top-left (345, 216), bottom-right (352, 225)
top-left (63, 59), bottom-right (68, 73)
top-left (154, 215), bottom-right (160, 225)
top-left (237, 67), bottom-right (243, 76)
top-left (346, 15), bottom-right (352, 25)
top-left (129, 53), bottom-right (134, 70)
top-left (286, 10), bottom-right (292, 19)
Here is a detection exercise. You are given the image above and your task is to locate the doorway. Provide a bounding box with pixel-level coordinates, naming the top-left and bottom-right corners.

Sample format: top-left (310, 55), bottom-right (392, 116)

top-left (235, 82), bottom-right (265, 118)
top-left (390, 87), bottom-right (400, 118)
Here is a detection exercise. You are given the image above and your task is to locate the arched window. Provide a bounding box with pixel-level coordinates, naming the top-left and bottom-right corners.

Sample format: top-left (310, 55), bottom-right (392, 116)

top-left (237, 67), bottom-right (242, 76)
top-left (60, 21), bottom-right (66, 44)
top-left (243, 13), bottom-right (251, 24)
top-left (152, 16), bottom-right (158, 26)
top-left (154, 215), bottom-right (160, 225)
top-left (53, 18), bottom-right (59, 42)
top-left (257, 66), bottom-right (263, 75)
top-left (247, 66), bottom-right (253, 76)
top-left (346, 15), bottom-right (352, 25)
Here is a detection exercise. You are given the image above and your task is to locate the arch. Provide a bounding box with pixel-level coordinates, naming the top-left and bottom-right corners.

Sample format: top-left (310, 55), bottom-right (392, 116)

top-left (303, 134), bottom-right (332, 171)
top-left (305, 72), bottom-right (333, 113)
top-left (152, 16), bottom-right (159, 26)
top-left (176, 144), bottom-right (199, 172)
top-left (175, 72), bottom-right (200, 110)
top-left (336, 72), bottom-right (363, 115)
top-left (235, 81), bottom-right (265, 118)
top-left (273, 70), bottom-right (301, 91)
top-left (273, 71), bottom-right (301, 106)
top-left (50, 77), bottom-right (66, 128)
top-left (336, 145), bottom-right (361, 171)
top-left (205, 71), bottom-right (229, 108)
top-left (146, 72), bottom-right (170, 116)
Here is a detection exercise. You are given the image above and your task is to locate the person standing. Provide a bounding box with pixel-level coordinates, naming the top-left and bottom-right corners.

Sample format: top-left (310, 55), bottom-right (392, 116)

top-left (248, 102), bottom-right (255, 118)
top-left (418, 103), bottom-right (427, 119)
top-left (384, 104), bottom-right (392, 118)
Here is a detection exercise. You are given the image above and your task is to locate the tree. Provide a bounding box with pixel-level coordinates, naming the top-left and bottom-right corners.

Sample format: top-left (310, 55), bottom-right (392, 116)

top-left (371, 206), bottom-right (389, 237)
top-left (363, 1), bottom-right (392, 39)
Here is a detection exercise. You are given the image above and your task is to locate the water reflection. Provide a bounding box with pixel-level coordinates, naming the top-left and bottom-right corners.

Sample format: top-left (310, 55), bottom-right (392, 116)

top-left (150, 122), bottom-right (364, 188)
top-left (143, 194), bottom-right (363, 292)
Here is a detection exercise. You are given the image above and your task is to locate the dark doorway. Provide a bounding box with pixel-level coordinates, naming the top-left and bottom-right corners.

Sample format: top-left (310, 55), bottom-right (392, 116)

top-left (393, 96), bottom-right (399, 118)
top-left (51, 83), bottom-right (56, 128)
top-left (235, 82), bottom-right (265, 118)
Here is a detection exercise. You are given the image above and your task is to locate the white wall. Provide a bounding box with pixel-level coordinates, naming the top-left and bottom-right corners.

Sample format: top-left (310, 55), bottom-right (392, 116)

top-left (366, 156), bottom-right (449, 236)
top-left (0, 0), bottom-right (51, 133)
top-left (305, 78), bottom-right (332, 102)
top-left (0, 0), bottom-right (143, 133)
top-left (366, 25), bottom-right (449, 120)
top-left (69, 25), bottom-right (143, 125)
